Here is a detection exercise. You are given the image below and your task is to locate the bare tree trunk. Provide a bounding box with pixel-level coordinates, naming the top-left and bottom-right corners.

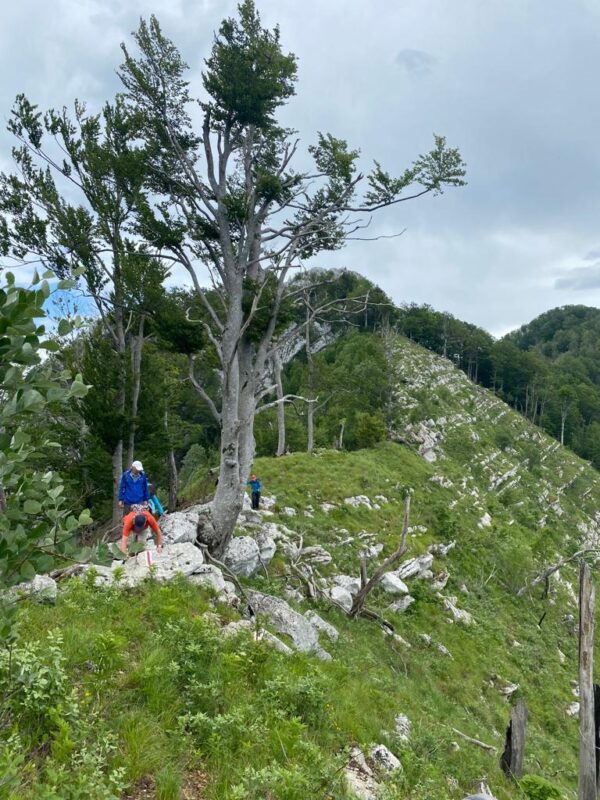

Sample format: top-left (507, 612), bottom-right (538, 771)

top-left (500, 698), bottom-right (528, 779)
top-left (164, 407), bottom-right (178, 511)
top-left (111, 440), bottom-right (123, 533)
top-left (339, 419), bottom-right (345, 450)
top-left (273, 349), bottom-right (286, 457)
top-left (307, 402), bottom-right (315, 453)
top-left (579, 560), bottom-right (596, 800)
top-left (306, 304), bottom-right (315, 453)
top-left (561, 411), bottom-right (567, 446)
top-left (211, 350), bottom-right (243, 554)
top-left (126, 314), bottom-right (145, 467)
top-left (112, 297), bottom-right (126, 531)
top-left (168, 449), bottom-right (178, 511)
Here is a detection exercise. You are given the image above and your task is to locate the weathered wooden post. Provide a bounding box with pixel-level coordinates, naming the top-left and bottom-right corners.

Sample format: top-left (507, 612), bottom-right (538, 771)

top-left (579, 561), bottom-right (596, 800)
top-left (500, 697), bottom-right (528, 778)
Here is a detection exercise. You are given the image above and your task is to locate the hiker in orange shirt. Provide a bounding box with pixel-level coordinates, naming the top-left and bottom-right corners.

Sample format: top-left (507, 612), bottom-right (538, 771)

top-left (120, 509), bottom-right (163, 555)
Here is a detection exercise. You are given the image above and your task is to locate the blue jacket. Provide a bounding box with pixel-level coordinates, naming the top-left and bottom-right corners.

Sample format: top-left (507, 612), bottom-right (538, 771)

top-left (247, 478), bottom-right (261, 493)
top-left (119, 470), bottom-right (149, 505)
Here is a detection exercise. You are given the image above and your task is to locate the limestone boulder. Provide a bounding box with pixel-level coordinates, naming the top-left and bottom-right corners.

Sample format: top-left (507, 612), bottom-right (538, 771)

top-left (223, 536), bottom-right (261, 577)
top-left (160, 503), bottom-right (208, 545)
top-left (304, 610), bottom-right (339, 641)
top-left (247, 590), bottom-right (330, 659)
top-left (332, 574), bottom-right (361, 595)
top-left (328, 586), bottom-right (353, 612)
top-left (255, 530), bottom-right (277, 564)
top-left (344, 747), bottom-right (380, 800)
top-left (119, 542), bottom-right (204, 587)
top-left (8, 574), bottom-right (58, 604)
top-left (394, 713), bottom-right (411, 743)
top-left (187, 565), bottom-right (227, 594)
top-left (381, 573), bottom-right (409, 595)
top-left (370, 744), bottom-right (401, 772)
top-left (395, 554), bottom-right (434, 580)
top-left (388, 596), bottom-right (415, 614)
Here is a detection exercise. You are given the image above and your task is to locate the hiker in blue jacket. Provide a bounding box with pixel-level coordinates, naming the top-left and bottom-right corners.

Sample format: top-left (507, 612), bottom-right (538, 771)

top-left (118, 460), bottom-right (149, 514)
top-left (247, 474), bottom-right (262, 510)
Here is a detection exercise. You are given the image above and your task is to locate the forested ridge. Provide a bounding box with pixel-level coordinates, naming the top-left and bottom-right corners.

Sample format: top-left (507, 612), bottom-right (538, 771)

top-left (397, 303), bottom-right (600, 470)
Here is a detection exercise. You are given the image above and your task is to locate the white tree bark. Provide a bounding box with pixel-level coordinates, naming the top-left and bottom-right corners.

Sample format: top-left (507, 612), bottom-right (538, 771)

top-left (126, 314), bottom-right (145, 467)
top-left (273, 349), bottom-right (286, 457)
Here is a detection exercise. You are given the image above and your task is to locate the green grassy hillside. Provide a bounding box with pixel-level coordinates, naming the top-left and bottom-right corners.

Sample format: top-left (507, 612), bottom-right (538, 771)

top-left (4, 336), bottom-right (598, 799)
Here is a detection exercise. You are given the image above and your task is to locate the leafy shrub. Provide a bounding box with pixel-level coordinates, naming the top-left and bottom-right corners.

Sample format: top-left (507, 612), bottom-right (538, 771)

top-left (0, 631), bottom-right (77, 734)
top-left (520, 774), bottom-right (564, 799)
top-left (0, 631), bottom-right (125, 799)
top-left (352, 411), bottom-right (387, 449)
top-left (229, 752), bottom-right (344, 800)
top-left (261, 671), bottom-right (328, 727)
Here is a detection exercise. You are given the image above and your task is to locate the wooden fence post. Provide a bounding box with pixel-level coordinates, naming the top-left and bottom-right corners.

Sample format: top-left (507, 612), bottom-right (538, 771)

top-left (579, 561), bottom-right (596, 800)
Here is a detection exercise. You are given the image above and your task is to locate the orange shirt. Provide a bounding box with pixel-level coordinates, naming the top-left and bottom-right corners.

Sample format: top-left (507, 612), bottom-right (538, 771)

top-left (122, 509), bottom-right (161, 539)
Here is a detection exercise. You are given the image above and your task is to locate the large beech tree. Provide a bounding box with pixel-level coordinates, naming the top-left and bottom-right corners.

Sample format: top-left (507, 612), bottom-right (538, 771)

top-left (117, 0), bottom-right (466, 554)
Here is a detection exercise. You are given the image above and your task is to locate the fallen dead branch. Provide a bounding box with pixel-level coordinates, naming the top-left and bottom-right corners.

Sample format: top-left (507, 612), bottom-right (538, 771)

top-left (451, 727), bottom-right (497, 753)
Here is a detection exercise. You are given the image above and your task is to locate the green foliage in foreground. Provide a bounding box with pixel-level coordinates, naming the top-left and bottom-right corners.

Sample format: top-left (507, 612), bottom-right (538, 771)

top-left (0, 271), bottom-right (91, 592)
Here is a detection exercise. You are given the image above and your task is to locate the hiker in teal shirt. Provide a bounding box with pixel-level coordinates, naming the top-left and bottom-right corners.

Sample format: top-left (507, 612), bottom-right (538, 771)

top-left (148, 483), bottom-right (165, 518)
top-left (247, 474), bottom-right (262, 510)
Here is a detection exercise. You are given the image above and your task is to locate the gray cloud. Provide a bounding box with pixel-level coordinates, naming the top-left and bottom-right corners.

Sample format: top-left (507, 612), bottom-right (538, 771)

top-left (395, 48), bottom-right (437, 76)
top-left (2, 0), bottom-right (600, 336)
top-left (555, 264), bottom-right (600, 290)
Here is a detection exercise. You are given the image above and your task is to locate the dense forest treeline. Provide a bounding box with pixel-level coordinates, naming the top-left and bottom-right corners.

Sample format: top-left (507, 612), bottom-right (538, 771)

top-left (398, 303), bottom-right (600, 468)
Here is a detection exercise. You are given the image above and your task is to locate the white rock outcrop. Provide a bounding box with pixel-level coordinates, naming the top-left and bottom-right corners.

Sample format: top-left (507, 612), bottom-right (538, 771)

top-left (395, 554), bottom-right (434, 580)
top-left (332, 574), bottom-right (361, 595)
top-left (304, 610), bottom-right (339, 641)
top-left (7, 574), bottom-right (58, 604)
top-left (388, 596), bottom-right (415, 613)
top-left (381, 573), bottom-right (409, 595)
top-left (394, 713), bottom-right (411, 743)
top-left (344, 747), bottom-right (380, 800)
top-left (441, 595), bottom-right (475, 625)
top-left (223, 536), bottom-right (262, 577)
top-left (247, 590), bottom-right (330, 660)
top-left (119, 543), bottom-right (204, 587)
top-left (160, 505), bottom-right (204, 545)
top-left (370, 744), bottom-right (401, 772)
top-left (187, 564), bottom-right (227, 594)
top-left (328, 585), bottom-right (353, 612)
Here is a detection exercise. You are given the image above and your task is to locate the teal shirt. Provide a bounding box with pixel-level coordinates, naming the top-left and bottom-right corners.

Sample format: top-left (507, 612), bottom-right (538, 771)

top-left (149, 494), bottom-right (165, 516)
top-left (247, 478), bottom-right (261, 493)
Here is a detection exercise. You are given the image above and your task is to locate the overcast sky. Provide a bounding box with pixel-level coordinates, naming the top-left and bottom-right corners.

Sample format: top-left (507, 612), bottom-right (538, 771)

top-left (1, 0), bottom-right (599, 336)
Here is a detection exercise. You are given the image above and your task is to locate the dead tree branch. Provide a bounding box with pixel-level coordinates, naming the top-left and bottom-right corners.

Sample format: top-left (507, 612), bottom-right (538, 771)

top-left (517, 549), bottom-right (600, 597)
top-left (451, 728), bottom-right (497, 753)
top-left (349, 495), bottom-right (411, 618)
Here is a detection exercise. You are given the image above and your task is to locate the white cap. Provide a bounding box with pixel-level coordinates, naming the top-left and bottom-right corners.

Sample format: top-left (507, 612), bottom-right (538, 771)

top-left (131, 460), bottom-right (144, 471)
